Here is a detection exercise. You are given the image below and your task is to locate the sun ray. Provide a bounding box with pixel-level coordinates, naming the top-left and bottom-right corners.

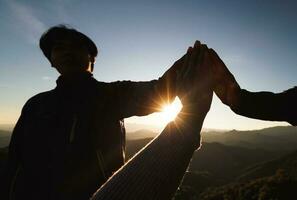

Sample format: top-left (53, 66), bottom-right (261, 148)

top-left (160, 97), bottom-right (183, 124)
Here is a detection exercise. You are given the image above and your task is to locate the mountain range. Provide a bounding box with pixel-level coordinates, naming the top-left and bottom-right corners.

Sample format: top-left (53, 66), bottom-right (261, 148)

top-left (1, 125), bottom-right (296, 199)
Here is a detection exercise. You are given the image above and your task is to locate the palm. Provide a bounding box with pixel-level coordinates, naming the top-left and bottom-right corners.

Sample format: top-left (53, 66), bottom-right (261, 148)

top-left (209, 49), bottom-right (240, 109)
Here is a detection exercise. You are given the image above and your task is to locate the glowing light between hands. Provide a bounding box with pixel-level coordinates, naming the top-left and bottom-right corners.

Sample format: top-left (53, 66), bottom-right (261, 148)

top-left (160, 97), bottom-right (183, 124)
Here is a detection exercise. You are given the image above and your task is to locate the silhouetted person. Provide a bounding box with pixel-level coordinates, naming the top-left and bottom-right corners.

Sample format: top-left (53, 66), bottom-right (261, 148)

top-left (1, 25), bottom-right (191, 200)
top-left (209, 49), bottom-right (297, 126)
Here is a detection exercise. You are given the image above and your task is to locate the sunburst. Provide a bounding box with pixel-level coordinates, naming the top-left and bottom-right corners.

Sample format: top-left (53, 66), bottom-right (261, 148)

top-left (160, 97), bottom-right (182, 123)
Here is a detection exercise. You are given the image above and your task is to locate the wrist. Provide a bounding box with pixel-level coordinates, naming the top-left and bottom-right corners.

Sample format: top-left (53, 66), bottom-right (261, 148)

top-left (174, 110), bottom-right (204, 150)
top-left (175, 104), bottom-right (207, 135)
top-left (229, 86), bottom-right (241, 110)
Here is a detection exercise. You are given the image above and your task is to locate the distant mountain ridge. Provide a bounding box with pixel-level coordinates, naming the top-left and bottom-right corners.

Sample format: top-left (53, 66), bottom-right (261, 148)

top-left (126, 129), bottom-right (157, 141)
top-left (238, 150), bottom-right (297, 181)
top-left (198, 151), bottom-right (297, 200)
top-left (203, 126), bottom-right (297, 151)
top-left (1, 125), bottom-right (297, 199)
top-left (0, 130), bottom-right (11, 148)
top-left (1, 125), bottom-right (296, 150)
top-left (0, 124), bottom-right (14, 131)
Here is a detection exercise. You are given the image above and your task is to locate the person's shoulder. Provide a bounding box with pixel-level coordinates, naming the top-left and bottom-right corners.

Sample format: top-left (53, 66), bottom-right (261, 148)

top-left (89, 78), bottom-right (111, 92)
top-left (26, 90), bottom-right (54, 103)
top-left (91, 78), bottom-right (125, 90)
top-left (23, 90), bottom-right (55, 111)
top-left (282, 86), bottom-right (297, 97)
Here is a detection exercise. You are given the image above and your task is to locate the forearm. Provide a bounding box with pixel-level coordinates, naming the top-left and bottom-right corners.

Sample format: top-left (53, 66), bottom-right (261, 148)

top-left (91, 107), bottom-right (206, 200)
top-left (114, 77), bottom-right (177, 118)
top-left (232, 87), bottom-right (297, 125)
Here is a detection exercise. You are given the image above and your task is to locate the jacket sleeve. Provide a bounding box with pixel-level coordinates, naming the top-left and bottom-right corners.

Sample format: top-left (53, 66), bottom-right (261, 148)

top-left (107, 76), bottom-right (177, 119)
top-left (0, 109), bottom-right (25, 200)
top-left (232, 87), bottom-right (297, 126)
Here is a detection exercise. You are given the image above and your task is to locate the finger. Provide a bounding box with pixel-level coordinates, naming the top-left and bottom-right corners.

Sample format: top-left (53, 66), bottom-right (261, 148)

top-left (194, 40), bottom-right (201, 48)
top-left (176, 49), bottom-right (192, 92)
top-left (187, 46), bottom-right (193, 53)
top-left (180, 46), bottom-right (195, 79)
top-left (209, 48), bottom-right (237, 83)
top-left (209, 48), bottom-right (220, 60)
top-left (193, 50), bottom-right (214, 99)
top-left (185, 43), bottom-right (201, 79)
top-left (181, 44), bottom-right (209, 98)
top-left (180, 44), bottom-right (207, 96)
top-left (209, 48), bottom-right (230, 74)
top-left (190, 44), bottom-right (208, 76)
top-left (201, 50), bottom-right (214, 89)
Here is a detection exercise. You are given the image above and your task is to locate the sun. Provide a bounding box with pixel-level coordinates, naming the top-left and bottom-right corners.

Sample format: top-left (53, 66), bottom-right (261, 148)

top-left (160, 97), bottom-right (183, 123)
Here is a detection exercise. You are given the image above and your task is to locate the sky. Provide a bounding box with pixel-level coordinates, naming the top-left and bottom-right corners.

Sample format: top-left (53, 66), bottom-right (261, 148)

top-left (0, 0), bottom-right (296, 131)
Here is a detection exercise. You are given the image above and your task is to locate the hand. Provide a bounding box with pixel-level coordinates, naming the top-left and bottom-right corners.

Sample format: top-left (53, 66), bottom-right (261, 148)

top-left (159, 48), bottom-right (188, 103)
top-left (177, 41), bottom-right (213, 114)
top-left (158, 41), bottom-right (210, 105)
top-left (209, 49), bottom-right (241, 109)
top-left (174, 41), bottom-right (214, 149)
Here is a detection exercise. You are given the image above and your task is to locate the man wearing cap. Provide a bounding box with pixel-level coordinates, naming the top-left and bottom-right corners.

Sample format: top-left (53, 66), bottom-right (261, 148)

top-left (1, 25), bottom-right (197, 200)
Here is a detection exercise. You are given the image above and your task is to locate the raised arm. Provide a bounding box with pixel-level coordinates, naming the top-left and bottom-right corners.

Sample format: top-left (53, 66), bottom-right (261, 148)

top-left (209, 49), bottom-right (297, 126)
top-left (107, 54), bottom-right (187, 119)
top-left (232, 87), bottom-right (297, 126)
top-left (91, 42), bottom-right (213, 200)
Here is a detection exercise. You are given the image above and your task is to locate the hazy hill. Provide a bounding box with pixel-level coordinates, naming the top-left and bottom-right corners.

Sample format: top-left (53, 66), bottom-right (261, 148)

top-left (203, 126), bottom-right (297, 151)
top-left (124, 126), bottom-right (297, 200)
top-left (1, 125), bottom-right (296, 150)
top-left (238, 150), bottom-right (297, 181)
top-left (198, 169), bottom-right (297, 200)
top-left (0, 129), bottom-right (11, 148)
top-left (175, 147), bottom-right (297, 200)
top-left (126, 129), bottom-right (157, 141)
top-left (197, 149), bottom-right (297, 199)
top-left (178, 146), bottom-right (297, 200)
top-left (174, 142), bottom-right (284, 200)
top-left (1, 125), bottom-right (297, 199)
top-left (126, 126), bottom-right (297, 154)
top-left (0, 124), bottom-right (14, 131)
top-left (126, 137), bottom-right (285, 183)
top-left (188, 142), bottom-right (284, 180)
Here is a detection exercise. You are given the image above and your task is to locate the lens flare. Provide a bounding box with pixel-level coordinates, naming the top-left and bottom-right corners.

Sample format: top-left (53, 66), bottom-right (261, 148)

top-left (160, 97), bottom-right (182, 123)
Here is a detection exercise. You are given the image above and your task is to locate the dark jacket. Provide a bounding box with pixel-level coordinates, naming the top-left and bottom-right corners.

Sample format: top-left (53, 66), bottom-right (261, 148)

top-left (2, 72), bottom-right (176, 200)
top-left (232, 87), bottom-right (297, 126)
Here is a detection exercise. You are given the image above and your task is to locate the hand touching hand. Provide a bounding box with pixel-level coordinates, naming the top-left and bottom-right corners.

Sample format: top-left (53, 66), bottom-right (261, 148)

top-left (209, 49), bottom-right (241, 109)
top-left (174, 41), bottom-right (214, 149)
top-left (177, 41), bottom-right (213, 115)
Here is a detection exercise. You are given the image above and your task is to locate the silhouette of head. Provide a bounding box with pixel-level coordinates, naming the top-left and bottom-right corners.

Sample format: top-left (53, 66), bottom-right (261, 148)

top-left (39, 25), bottom-right (98, 75)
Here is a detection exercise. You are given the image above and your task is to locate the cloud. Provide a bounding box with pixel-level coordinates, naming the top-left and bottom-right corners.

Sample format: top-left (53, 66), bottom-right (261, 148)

top-left (42, 76), bottom-right (52, 81)
top-left (6, 0), bottom-right (47, 44)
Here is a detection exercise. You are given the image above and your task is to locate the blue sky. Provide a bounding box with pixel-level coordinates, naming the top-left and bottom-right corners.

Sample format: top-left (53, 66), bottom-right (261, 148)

top-left (0, 0), bottom-right (296, 130)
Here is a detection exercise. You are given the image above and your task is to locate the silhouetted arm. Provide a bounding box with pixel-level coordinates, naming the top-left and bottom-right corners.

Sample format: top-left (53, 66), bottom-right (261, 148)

top-left (91, 104), bottom-right (209, 200)
top-left (232, 87), bottom-right (297, 126)
top-left (209, 49), bottom-right (297, 126)
top-left (107, 55), bottom-right (186, 119)
top-left (108, 79), bottom-right (175, 118)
